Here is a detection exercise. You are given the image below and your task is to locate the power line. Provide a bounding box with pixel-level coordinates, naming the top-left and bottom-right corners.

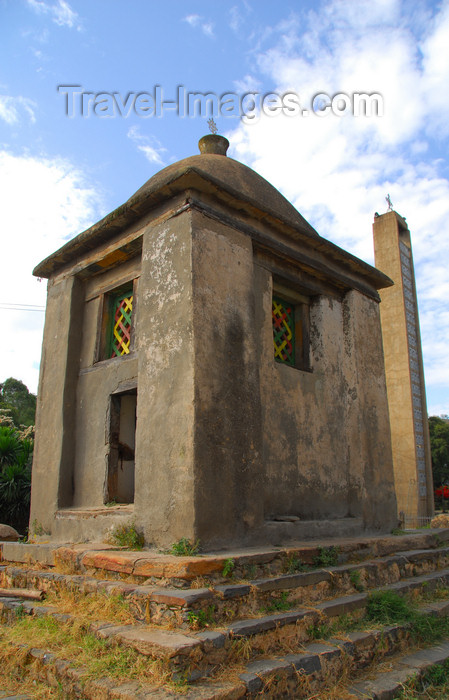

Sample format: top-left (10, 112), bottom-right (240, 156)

top-left (0, 303), bottom-right (45, 312)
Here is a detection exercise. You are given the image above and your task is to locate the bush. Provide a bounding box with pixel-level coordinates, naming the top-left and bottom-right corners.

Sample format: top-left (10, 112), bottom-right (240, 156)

top-left (0, 425), bottom-right (33, 533)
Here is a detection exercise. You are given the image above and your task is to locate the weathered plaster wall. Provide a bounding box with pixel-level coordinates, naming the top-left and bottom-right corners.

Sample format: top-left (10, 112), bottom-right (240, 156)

top-left (134, 213), bottom-right (196, 547)
top-left (72, 356), bottom-right (138, 507)
top-left (70, 260), bottom-right (141, 508)
top-left (255, 265), bottom-right (396, 530)
top-left (191, 212), bottom-right (264, 546)
top-left (30, 274), bottom-right (83, 531)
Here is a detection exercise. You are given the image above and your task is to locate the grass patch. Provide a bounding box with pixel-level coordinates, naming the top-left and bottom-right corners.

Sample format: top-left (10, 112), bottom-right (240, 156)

top-left (366, 590), bottom-right (416, 625)
top-left (186, 605), bottom-right (216, 629)
top-left (391, 527), bottom-right (408, 536)
top-left (283, 554), bottom-right (310, 574)
top-left (43, 588), bottom-right (134, 626)
top-left (313, 546), bottom-right (339, 567)
top-left (0, 614), bottom-right (175, 693)
top-left (107, 520), bottom-right (144, 549)
top-left (169, 537), bottom-right (200, 556)
top-left (349, 569), bottom-right (364, 592)
top-left (222, 558), bottom-right (235, 578)
top-left (261, 591), bottom-right (293, 613)
top-left (399, 658), bottom-right (449, 698)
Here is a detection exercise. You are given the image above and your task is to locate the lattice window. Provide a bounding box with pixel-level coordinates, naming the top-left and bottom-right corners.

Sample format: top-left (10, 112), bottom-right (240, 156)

top-left (108, 290), bottom-right (133, 358)
top-left (272, 296), bottom-right (295, 366)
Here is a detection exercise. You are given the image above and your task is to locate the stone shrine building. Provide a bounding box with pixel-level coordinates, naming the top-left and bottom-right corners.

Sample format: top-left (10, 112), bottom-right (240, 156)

top-left (30, 134), bottom-right (398, 549)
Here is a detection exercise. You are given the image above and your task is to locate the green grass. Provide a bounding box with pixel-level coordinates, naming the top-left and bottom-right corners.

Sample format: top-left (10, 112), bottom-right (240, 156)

top-left (283, 554), bottom-right (310, 574)
top-left (261, 591), bottom-right (293, 613)
top-left (366, 590), bottom-right (449, 646)
top-left (366, 590), bottom-right (416, 625)
top-left (107, 520), bottom-right (144, 549)
top-left (222, 558), bottom-right (235, 577)
top-left (349, 569), bottom-right (364, 591)
top-left (313, 545), bottom-right (339, 567)
top-left (186, 606), bottom-right (216, 629)
top-left (169, 537), bottom-right (200, 556)
top-left (398, 659), bottom-right (449, 698)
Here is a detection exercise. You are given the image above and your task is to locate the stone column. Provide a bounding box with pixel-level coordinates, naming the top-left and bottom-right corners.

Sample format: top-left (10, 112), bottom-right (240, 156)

top-left (373, 211), bottom-right (434, 523)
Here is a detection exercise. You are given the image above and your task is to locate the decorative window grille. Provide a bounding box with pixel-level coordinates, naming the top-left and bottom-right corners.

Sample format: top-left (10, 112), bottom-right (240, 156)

top-left (108, 290), bottom-right (133, 358)
top-left (272, 296), bottom-right (295, 366)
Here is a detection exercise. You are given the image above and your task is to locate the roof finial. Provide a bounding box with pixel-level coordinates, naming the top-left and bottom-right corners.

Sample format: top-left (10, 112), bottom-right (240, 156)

top-left (207, 117), bottom-right (218, 135)
top-left (198, 121), bottom-right (229, 156)
top-left (385, 193), bottom-right (394, 211)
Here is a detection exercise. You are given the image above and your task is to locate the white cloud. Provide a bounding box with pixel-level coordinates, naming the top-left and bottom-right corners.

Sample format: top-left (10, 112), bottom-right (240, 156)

top-left (183, 13), bottom-right (215, 37)
top-left (26, 0), bottom-right (81, 30)
top-left (184, 13), bottom-right (201, 27)
top-left (0, 150), bottom-right (103, 393)
top-left (127, 126), bottom-right (167, 165)
top-left (226, 0), bottom-right (449, 413)
top-left (0, 95), bottom-right (37, 125)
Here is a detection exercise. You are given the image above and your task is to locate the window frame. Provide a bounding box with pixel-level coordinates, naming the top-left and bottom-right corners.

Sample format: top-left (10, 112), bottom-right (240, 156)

top-left (272, 282), bottom-right (311, 372)
top-left (107, 288), bottom-right (134, 358)
top-left (94, 279), bottom-right (137, 363)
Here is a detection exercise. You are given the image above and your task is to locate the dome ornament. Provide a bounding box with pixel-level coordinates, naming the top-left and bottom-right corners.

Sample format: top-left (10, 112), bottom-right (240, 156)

top-left (198, 119), bottom-right (229, 156)
top-left (207, 117), bottom-right (218, 135)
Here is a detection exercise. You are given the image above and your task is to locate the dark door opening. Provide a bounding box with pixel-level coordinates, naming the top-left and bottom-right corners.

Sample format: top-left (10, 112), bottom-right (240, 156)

top-left (106, 389), bottom-right (136, 504)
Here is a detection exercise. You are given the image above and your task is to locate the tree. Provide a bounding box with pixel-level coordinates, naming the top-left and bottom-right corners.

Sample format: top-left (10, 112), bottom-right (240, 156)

top-left (429, 416), bottom-right (449, 489)
top-left (0, 425), bottom-right (33, 533)
top-left (0, 378), bottom-right (36, 427)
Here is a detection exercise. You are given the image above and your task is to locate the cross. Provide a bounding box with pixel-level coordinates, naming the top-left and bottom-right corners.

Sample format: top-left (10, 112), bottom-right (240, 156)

top-left (207, 117), bottom-right (218, 135)
top-left (385, 193), bottom-right (393, 211)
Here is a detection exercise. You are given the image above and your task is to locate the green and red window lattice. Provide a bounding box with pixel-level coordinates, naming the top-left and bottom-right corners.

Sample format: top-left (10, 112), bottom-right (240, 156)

top-left (272, 297), bottom-right (295, 366)
top-left (109, 292), bottom-right (133, 357)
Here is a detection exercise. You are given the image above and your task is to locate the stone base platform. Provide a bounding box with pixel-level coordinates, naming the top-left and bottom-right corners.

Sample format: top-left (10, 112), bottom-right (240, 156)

top-left (2, 528), bottom-right (449, 586)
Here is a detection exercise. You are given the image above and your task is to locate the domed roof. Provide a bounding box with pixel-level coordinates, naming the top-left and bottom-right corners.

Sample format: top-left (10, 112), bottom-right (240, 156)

top-left (33, 135), bottom-right (392, 296)
top-left (132, 152), bottom-right (320, 240)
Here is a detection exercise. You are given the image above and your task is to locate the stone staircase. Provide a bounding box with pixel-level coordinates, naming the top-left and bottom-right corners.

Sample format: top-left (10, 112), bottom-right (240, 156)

top-left (1, 530), bottom-right (449, 698)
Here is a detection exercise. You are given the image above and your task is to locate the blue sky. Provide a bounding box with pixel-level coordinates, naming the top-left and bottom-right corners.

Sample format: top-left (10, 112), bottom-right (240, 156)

top-left (1, 0), bottom-right (448, 416)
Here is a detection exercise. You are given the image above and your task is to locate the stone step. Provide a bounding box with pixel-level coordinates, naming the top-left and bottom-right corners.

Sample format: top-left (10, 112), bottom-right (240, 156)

top-left (347, 639), bottom-right (449, 699)
top-left (2, 566), bottom-right (449, 681)
top-left (229, 598), bottom-right (449, 697)
top-left (2, 529), bottom-right (449, 586)
top-left (3, 544), bottom-right (449, 630)
top-left (2, 591), bottom-right (449, 698)
top-left (0, 642), bottom-right (245, 699)
top-left (146, 545), bottom-right (449, 627)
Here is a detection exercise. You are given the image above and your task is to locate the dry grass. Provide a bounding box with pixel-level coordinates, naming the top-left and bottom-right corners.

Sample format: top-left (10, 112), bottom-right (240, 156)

top-left (0, 614), bottom-right (176, 694)
top-left (42, 587), bottom-right (135, 625)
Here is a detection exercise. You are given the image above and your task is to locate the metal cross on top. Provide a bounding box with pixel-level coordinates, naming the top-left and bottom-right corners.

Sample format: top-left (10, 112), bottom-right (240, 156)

top-left (207, 117), bottom-right (218, 135)
top-left (385, 193), bottom-right (394, 211)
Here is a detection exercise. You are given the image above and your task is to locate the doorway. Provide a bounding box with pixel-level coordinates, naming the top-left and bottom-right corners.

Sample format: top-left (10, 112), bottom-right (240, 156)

top-left (106, 388), bottom-right (136, 504)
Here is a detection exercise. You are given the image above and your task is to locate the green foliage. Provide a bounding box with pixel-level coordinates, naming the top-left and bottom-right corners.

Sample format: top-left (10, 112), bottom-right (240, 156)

top-left (0, 425), bottom-right (33, 532)
top-left (399, 654), bottom-right (449, 698)
top-left (169, 537), bottom-right (200, 556)
top-left (108, 521), bottom-right (144, 550)
top-left (262, 591), bottom-right (293, 613)
top-left (366, 590), bottom-right (416, 625)
top-left (429, 415), bottom-right (449, 489)
top-left (307, 621), bottom-right (333, 639)
top-left (349, 569), bottom-right (364, 591)
top-left (313, 545), bottom-right (339, 567)
top-left (186, 606), bottom-right (215, 629)
top-left (284, 554), bottom-right (310, 574)
top-left (31, 519), bottom-right (50, 537)
top-left (242, 563), bottom-right (257, 580)
top-left (0, 378), bottom-right (36, 428)
top-left (391, 527), bottom-right (408, 535)
top-left (222, 558), bottom-right (235, 577)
